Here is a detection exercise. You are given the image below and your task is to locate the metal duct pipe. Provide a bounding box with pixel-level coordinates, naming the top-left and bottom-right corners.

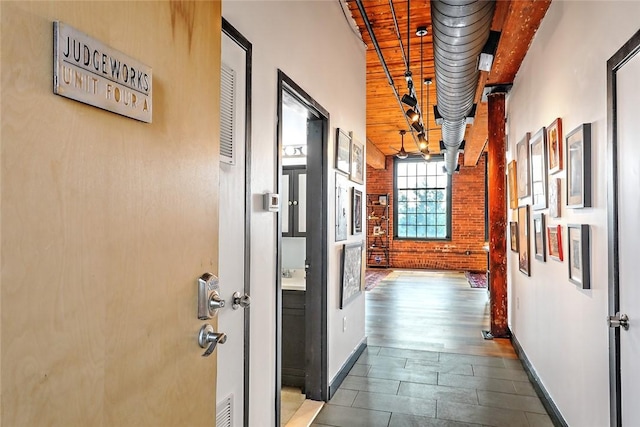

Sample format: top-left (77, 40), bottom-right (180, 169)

top-left (431, 0), bottom-right (495, 173)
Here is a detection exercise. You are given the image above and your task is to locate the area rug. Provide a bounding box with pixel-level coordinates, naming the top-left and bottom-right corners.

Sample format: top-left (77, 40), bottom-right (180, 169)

top-left (465, 271), bottom-right (487, 288)
top-left (365, 269), bottom-right (391, 291)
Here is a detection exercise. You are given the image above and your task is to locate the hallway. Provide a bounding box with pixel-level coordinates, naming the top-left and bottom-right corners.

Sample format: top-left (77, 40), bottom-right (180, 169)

top-left (312, 270), bottom-right (553, 427)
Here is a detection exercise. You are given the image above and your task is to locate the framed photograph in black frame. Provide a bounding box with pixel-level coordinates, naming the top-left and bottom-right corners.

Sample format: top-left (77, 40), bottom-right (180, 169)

top-left (335, 128), bottom-right (351, 175)
top-left (518, 205), bottom-right (530, 276)
top-left (352, 188), bottom-right (362, 234)
top-left (340, 242), bottom-right (363, 308)
top-left (335, 172), bottom-right (348, 242)
top-left (533, 213), bottom-right (546, 262)
top-left (568, 224), bottom-right (590, 289)
top-left (529, 127), bottom-right (548, 210)
top-left (566, 123), bottom-right (592, 208)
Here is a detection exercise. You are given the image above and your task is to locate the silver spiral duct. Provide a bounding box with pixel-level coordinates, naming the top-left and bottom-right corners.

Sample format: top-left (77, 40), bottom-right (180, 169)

top-left (431, 0), bottom-right (495, 173)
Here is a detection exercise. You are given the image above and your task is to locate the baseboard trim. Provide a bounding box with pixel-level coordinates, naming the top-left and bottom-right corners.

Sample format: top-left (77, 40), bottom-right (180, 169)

top-left (327, 337), bottom-right (367, 400)
top-left (511, 333), bottom-right (568, 427)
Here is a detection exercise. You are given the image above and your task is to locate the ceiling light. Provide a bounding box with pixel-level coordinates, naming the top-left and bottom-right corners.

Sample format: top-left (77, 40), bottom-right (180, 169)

top-left (411, 121), bottom-right (424, 133)
top-left (405, 108), bottom-right (419, 122)
top-left (418, 133), bottom-right (428, 150)
top-left (396, 130), bottom-right (409, 159)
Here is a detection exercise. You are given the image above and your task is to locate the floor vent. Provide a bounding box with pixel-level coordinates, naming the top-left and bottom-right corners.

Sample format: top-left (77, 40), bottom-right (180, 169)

top-left (216, 394), bottom-right (233, 427)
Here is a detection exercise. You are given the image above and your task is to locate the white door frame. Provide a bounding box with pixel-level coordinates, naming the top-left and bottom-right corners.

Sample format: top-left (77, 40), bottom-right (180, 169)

top-left (222, 18), bottom-right (252, 427)
top-left (606, 28), bottom-right (640, 427)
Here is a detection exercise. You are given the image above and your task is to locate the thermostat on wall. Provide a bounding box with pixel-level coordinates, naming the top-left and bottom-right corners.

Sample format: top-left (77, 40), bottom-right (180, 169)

top-left (263, 193), bottom-right (280, 212)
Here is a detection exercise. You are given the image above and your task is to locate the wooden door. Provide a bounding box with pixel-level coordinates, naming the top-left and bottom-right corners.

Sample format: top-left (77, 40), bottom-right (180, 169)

top-left (0, 2), bottom-right (221, 425)
top-left (608, 29), bottom-right (640, 427)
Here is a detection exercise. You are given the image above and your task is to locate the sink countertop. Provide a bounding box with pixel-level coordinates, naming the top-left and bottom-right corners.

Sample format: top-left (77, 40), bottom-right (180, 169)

top-left (282, 269), bottom-right (306, 291)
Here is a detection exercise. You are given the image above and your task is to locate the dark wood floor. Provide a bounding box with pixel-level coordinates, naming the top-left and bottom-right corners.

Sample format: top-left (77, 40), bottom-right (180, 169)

top-left (365, 270), bottom-right (515, 358)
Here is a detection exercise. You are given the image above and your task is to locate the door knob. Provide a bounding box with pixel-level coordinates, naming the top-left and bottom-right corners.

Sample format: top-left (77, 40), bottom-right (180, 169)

top-left (198, 324), bottom-right (227, 357)
top-left (608, 312), bottom-right (630, 330)
top-left (232, 292), bottom-right (251, 310)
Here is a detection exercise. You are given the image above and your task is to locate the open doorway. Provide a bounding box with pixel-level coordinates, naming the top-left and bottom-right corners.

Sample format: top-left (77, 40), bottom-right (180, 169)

top-left (276, 71), bottom-right (329, 425)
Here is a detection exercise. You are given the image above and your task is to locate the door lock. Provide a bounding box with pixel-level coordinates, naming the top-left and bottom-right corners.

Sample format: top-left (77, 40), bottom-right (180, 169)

top-left (198, 273), bottom-right (225, 320)
top-left (232, 292), bottom-right (251, 310)
top-left (198, 324), bottom-right (227, 357)
top-left (608, 312), bottom-right (630, 330)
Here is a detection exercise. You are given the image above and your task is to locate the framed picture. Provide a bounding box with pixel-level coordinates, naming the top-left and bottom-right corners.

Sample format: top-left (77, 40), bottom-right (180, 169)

top-left (352, 188), bottom-right (362, 234)
top-left (510, 221), bottom-right (519, 252)
top-left (518, 205), bottom-right (530, 276)
top-left (335, 173), bottom-right (348, 241)
top-left (533, 213), bottom-right (546, 262)
top-left (350, 136), bottom-right (364, 184)
top-left (516, 133), bottom-right (531, 199)
top-left (340, 242), bottom-right (363, 308)
top-left (547, 224), bottom-right (563, 261)
top-left (508, 160), bottom-right (518, 210)
top-left (372, 225), bottom-right (382, 236)
top-left (566, 123), bottom-right (592, 208)
top-left (378, 195), bottom-right (387, 206)
top-left (549, 178), bottom-right (561, 218)
top-left (335, 128), bottom-right (351, 174)
top-left (530, 127), bottom-right (548, 210)
top-left (547, 118), bottom-right (563, 174)
top-left (567, 224), bottom-right (590, 289)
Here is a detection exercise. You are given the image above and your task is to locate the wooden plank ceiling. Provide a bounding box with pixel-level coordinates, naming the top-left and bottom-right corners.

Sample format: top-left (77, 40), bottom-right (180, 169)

top-left (345, 0), bottom-right (551, 168)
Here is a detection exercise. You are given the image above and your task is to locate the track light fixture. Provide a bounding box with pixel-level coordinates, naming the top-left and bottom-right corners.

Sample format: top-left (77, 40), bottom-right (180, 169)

top-left (418, 133), bottom-right (428, 150)
top-left (411, 121), bottom-right (423, 134)
top-left (401, 93), bottom-right (418, 108)
top-left (405, 108), bottom-right (419, 123)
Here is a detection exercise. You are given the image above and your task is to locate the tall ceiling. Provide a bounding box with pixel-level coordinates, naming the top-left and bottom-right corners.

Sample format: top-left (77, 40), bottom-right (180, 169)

top-left (344, 0), bottom-right (551, 168)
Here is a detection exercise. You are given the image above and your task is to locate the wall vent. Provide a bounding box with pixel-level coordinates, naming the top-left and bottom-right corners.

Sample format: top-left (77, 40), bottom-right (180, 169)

top-left (216, 393), bottom-right (233, 427)
top-left (220, 62), bottom-right (236, 165)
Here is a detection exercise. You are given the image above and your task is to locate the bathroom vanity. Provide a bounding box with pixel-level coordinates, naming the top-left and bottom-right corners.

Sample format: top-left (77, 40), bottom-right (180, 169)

top-left (282, 269), bottom-right (306, 388)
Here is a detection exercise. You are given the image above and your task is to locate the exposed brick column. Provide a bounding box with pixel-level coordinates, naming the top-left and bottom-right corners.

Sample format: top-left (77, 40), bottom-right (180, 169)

top-left (487, 91), bottom-right (508, 337)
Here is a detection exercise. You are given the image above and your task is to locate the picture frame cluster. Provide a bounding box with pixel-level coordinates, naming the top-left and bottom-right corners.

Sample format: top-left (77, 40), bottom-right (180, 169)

top-left (335, 128), bottom-right (366, 242)
top-left (508, 119), bottom-right (592, 289)
top-left (335, 128), bottom-right (365, 309)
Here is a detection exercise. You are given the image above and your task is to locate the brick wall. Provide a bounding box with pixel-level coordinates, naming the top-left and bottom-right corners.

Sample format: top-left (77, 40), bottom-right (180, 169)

top-left (366, 154), bottom-right (487, 272)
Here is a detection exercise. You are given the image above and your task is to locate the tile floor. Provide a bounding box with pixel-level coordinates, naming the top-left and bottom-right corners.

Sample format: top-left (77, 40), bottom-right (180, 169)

top-left (312, 270), bottom-right (554, 427)
top-left (312, 346), bottom-right (552, 427)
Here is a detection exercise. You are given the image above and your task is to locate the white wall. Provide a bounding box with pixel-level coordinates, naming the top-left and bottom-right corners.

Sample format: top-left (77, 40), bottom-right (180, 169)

top-left (221, 1), bottom-right (366, 424)
top-left (507, 2), bottom-right (640, 425)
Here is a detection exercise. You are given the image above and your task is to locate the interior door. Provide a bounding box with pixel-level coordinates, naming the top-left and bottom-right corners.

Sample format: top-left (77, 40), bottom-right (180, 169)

top-left (217, 26), bottom-right (249, 426)
top-left (615, 43), bottom-right (640, 425)
top-left (0, 2), bottom-right (221, 425)
top-left (608, 30), bottom-right (640, 427)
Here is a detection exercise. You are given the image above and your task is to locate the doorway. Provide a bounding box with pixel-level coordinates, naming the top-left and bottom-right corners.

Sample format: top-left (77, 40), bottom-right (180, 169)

top-left (217, 18), bottom-right (252, 427)
top-left (276, 71), bottom-right (329, 425)
top-left (606, 29), bottom-right (640, 427)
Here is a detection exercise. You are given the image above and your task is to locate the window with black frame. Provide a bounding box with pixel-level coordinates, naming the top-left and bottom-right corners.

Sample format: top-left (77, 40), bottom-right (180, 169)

top-left (394, 157), bottom-right (451, 240)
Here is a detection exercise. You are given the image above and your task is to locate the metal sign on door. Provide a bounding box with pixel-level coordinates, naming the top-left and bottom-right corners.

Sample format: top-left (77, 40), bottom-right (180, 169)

top-left (53, 21), bottom-right (153, 123)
